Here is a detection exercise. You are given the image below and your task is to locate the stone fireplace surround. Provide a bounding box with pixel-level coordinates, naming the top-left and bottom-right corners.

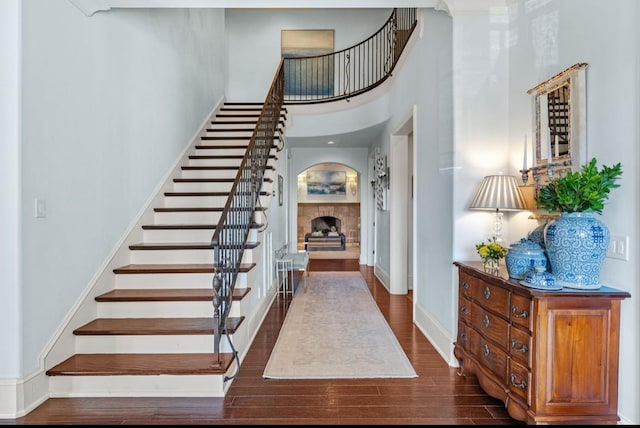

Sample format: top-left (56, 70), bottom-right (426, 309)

top-left (297, 203), bottom-right (360, 245)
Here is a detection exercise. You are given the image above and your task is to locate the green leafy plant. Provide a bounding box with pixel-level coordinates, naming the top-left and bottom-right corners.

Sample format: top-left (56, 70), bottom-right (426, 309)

top-left (535, 158), bottom-right (622, 214)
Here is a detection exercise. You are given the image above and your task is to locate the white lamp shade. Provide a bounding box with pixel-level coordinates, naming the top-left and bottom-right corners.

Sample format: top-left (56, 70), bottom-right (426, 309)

top-left (470, 175), bottom-right (527, 211)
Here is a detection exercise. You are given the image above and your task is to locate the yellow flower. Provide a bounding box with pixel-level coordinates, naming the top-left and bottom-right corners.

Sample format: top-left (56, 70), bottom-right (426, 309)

top-left (475, 237), bottom-right (507, 260)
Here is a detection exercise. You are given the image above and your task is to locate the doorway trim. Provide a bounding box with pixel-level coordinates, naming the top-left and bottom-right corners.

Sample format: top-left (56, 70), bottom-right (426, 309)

top-left (389, 106), bottom-right (415, 295)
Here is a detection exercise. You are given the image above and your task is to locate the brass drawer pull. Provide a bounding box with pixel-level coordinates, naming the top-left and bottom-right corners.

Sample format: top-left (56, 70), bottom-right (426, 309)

top-left (460, 306), bottom-right (468, 315)
top-left (462, 281), bottom-right (469, 289)
top-left (483, 344), bottom-right (490, 357)
top-left (512, 305), bottom-right (529, 318)
top-left (483, 287), bottom-right (491, 299)
top-left (483, 314), bottom-right (490, 328)
top-left (510, 374), bottom-right (527, 389)
top-left (460, 332), bottom-right (468, 342)
top-left (510, 338), bottom-right (529, 353)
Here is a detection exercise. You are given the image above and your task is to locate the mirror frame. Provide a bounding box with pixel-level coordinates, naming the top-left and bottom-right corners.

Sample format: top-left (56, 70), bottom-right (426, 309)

top-left (527, 63), bottom-right (588, 182)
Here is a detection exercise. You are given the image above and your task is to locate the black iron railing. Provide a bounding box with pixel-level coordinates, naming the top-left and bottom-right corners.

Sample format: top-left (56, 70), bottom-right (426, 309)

top-left (211, 59), bottom-right (284, 381)
top-left (283, 8), bottom-right (417, 104)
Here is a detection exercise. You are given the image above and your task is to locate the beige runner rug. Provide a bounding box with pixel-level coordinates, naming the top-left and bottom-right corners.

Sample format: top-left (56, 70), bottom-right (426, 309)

top-left (263, 271), bottom-right (417, 379)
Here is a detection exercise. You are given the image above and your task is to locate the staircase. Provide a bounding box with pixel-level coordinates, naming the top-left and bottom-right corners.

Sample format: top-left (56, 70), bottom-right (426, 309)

top-left (45, 101), bottom-right (287, 397)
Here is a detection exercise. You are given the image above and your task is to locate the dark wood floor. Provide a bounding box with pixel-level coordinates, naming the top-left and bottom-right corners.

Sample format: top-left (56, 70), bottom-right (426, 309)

top-left (3, 263), bottom-right (522, 425)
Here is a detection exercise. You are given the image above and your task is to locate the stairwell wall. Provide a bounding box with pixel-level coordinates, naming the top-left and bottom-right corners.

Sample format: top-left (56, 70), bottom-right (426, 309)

top-left (12, 0), bottom-right (227, 394)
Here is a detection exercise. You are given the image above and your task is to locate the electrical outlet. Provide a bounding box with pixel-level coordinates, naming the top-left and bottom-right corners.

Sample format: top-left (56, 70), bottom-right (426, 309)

top-left (606, 235), bottom-right (629, 261)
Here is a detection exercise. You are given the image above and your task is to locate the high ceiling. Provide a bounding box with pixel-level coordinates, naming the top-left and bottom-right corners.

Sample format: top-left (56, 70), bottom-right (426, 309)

top-left (284, 120), bottom-right (387, 149)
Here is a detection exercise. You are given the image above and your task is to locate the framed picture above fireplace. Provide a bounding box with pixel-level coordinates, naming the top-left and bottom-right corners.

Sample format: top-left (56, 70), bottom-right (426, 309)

top-left (306, 170), bottom-right (346, 195)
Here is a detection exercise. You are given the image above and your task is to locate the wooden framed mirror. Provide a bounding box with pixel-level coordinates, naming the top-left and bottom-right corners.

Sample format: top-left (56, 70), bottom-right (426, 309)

top-left (526, 63), bottom-right (588, 183)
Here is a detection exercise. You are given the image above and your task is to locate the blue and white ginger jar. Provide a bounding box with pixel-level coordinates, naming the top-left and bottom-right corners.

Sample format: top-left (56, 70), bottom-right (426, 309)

top-left (544, 212), bottom-right (609, 289)
top-left (505, 238), bottom-right (547, 280)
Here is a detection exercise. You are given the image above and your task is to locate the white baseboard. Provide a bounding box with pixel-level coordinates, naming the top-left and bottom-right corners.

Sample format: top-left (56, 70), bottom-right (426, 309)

top-left (0, 369), bottom-right (49, 418)
top-left (413, 302), bottom-right (458, 367)
top-left (374, 264), bottom-right (390, 292)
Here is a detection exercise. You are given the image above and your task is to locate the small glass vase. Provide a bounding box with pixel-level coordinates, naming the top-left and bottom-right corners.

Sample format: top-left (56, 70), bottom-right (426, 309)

top-left (482, 257), bottom-right (500, 273)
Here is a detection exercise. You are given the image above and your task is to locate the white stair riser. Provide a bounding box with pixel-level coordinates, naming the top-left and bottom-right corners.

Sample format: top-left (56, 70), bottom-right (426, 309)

top-left (163, 194), bottom-right (271, 208)
top-left (115, 272), bottom-right (249, 289)
top-left (75, 334), bottom-right (238, 354)
top-left (129, 248), bottom-right (254, 264)
top-left (192, 148), bottom-right (247, 157)
top-left (164, 195), bottom-right (229, 207)
top-left (179, 167), bottom-right (275, 180)
top-left (96, 300), bottom-right (243, 319)
top-left (181, 169), bottom-right (237, 179)
top-left (154, 211), bottom-right (223, 224)
top-left (188, 158), bottom-right (242, 167)
top-left (198, 138), bottom-right (250, 145)
top-left (172, 181), bottom-right (234, 193)
top-left (49, 374), bottom-right (228, 397)
top-left (203, 131), bottom-right (253, 138)
top-left (216, 113), bottom-right (259, 119)
top-left (143, 228), bottom-right (217, 242)
top-left (208, 122), bottom-right (256, 128)
top-left (129, 249), bottom-right (215, 264)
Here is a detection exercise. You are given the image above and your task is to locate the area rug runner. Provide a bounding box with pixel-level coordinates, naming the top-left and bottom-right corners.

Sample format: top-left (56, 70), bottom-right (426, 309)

top-left (263, 271), bottom-right (417, 379)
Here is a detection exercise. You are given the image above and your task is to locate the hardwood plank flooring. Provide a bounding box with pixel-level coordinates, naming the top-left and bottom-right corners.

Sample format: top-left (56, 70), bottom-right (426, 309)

top-left (2, 265), bottom-right (522, 425)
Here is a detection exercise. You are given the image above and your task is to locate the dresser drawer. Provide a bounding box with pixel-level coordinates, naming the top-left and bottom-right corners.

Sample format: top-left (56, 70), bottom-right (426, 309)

top-left (456, 322), bottom-right (470, 351)
top-left (509, 327), bottom-right (532, 367)
top-left (458, 272), bottom-right (476, 299)
top-left (509, 359), bottom-right (531, 403)
top-left (471, 280), bottom-right (510, 318)
top-left (470, 329), bottom-right (508, 383)
top-left (510, 293), bottom-right (532, 330)
top-left (458, 296), bottom-right (472, 325)
top-left (471, 303), bottom-right (510, 350)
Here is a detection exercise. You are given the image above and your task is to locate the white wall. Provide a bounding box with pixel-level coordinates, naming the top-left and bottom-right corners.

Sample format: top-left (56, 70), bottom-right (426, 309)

top-left (451, 0), bottom-right (639, 423)
top-left (0, 0), bottom-right (22, 385)
top-left (16, 0), bottom-right (227, 377)
top-left (507, 1), bottom-right (638, 422)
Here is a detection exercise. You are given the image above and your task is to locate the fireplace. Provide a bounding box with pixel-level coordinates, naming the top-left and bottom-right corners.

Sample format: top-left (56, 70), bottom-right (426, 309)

top-left (305, 215), bottom-right (346, 251)
top-left (311, 216), bottom-right (341, 233)
top-left (296, 203), bottom-right (360, 247)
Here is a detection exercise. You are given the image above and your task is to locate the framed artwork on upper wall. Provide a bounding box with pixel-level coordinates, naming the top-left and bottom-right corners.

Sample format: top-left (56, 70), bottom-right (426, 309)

top-left (281, 29), bottom-right (334, 97)
top-left (306, 170), bottom-right (346, 195)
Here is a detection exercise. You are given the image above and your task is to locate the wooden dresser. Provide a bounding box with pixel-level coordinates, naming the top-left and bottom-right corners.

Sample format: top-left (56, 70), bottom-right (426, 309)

top-left (453, 261), bottom-right (630, 424)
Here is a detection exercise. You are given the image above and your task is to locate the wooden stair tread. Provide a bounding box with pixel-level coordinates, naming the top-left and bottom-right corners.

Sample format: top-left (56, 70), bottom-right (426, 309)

top-left (181, 165), bottom-right (274, 170)
top-left (164, 191), bottom-right (269, 196)
top-left (141, 222), bottom-right (264, 230)
top-left (46, 353), bottom-right (235, 376)
top-left (204, 128), bottom-right (255, 132)
top-left (73, 317), bottom-right (244, 335)
top-left (128, 242), bottom-right (259, 250)
top-left (113, 263), bottom-right (256, 274)
top-left (153, 206), bottom-right (266, 212)
top-left (188, 154), bottom-right (276, 159)
top-left (194, 144), bottom-right (278, 150)
top-left (172, 178), bottom-right (273, 183)
top-left (95, 288), bottom-right (250, 302)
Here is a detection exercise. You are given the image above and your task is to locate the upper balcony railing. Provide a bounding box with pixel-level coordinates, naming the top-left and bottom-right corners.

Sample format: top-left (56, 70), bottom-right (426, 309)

top-left (283, 8), bottom-right (417, 104)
